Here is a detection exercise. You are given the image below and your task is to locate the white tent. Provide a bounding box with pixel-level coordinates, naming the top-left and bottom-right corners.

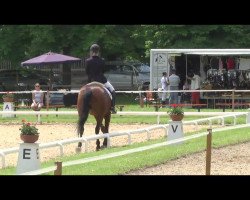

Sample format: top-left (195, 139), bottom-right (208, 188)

top-left (150, 49), bottom-right (250, 90)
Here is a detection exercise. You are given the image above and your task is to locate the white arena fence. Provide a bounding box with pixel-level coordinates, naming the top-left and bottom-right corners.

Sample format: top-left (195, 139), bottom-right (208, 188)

top-left (2, 89), bottom-right (250, 94)
top-left (20, 131), bottom-right (212, 175)
top-left (0, 112), bottom-right (249, 169)
top-left (0, 110), bottom-right (247, 124)
top-left (1, 89), bottom-right (249, 123)
top-left (20, 123), bottom-right (250, 175)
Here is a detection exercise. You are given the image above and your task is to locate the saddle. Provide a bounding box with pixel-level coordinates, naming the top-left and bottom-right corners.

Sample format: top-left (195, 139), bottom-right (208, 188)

top-left (86, 81), bottom-right (112, 100)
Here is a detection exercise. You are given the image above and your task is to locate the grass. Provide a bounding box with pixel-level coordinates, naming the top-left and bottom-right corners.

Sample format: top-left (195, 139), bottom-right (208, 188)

top-left (0, 94), bottom-right (249, 175)
top-left (0, 92), bottom-right (248, 125)
top-left (1, 126), bottom-right (249, 175)
top-left (0, 113), bottom-right (246, 125)
top-left (0, 99), bottom-right (247, 125)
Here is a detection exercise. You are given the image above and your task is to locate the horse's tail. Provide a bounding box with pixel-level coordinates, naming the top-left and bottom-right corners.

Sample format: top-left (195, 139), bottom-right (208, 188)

top-left (77, 90), bottom-right (92, 137)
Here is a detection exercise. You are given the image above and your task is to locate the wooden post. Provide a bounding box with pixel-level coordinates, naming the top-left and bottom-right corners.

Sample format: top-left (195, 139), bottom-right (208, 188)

top-left (54, 161), bottom-right (62, 175)
top-left (46, 91), bottom-right (50, 117)
top-left (206, 128), bottom-right (212, 175)
top-left (232, 90), bottom-right (235, 112)
top-left (56, 107), bottom-right (59, 117)
top-left (46, 91), bottom-right (50, 111)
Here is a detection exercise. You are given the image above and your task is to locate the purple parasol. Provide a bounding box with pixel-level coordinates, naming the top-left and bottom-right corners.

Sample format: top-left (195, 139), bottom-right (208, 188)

top-left (21, 51), bottom-right (81, 66)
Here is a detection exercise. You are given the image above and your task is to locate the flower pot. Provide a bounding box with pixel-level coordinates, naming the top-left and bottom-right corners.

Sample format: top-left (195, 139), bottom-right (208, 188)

top-left (20, 135), bottom-right (39, 143)
top-left (3, 97), bottom-right (14, 102)
top-left (169, 114), bottom-right (184, 121)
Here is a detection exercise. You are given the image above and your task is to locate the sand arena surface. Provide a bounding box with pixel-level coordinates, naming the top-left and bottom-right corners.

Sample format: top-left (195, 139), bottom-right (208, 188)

top-left (0, 123), bottom-right (168, 167)
top-left (126, 141), bottom-right (250, 175)
top-left (0, 123), bottom-right (249, 175)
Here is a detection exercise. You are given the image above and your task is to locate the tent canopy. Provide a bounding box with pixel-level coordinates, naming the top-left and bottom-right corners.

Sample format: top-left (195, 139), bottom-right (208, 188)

top-left (21, 51), bottom-right (81, 66)
top-left (151, 49), bottom-right (250, 56)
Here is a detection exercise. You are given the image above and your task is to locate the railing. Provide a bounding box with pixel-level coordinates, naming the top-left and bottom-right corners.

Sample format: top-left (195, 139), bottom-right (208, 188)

top-left (0, 124), bottom-right (168, 168)
top-left (0, 110), bottom-right (246, 124)
top-left (18, 161), bottom-right (62, 175)
top-left (20, 122), bottom-right (250, 175)
top-left (19, 129), bottom-right (213, 175)
top-left (0, 113), bottom-right (249, 169)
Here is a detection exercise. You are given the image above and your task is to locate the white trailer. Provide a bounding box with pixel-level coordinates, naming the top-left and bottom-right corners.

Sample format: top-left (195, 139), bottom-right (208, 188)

top-left (150, 49), bottom-right (250, 90)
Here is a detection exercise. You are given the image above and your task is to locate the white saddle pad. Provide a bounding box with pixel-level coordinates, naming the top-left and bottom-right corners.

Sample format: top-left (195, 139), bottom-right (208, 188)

top-left (103, 87), bottom-right (112, 100)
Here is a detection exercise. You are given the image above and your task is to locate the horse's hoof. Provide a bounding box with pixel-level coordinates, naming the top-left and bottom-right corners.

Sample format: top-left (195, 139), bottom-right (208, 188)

top-left (75, 147), bottom-right (82, 153)
top-left (78, 142), bottom-right (82, 148)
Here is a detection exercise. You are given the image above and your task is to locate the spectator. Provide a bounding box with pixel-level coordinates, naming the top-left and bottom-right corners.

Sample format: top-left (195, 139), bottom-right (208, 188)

top-left (167, 69), bottom-right (180, 105)
top-left (160, 72), bottom-right (168, 105)
top-left (210, 57), bottom-right (219, 69)
top-left (186, 71), bottom-right (201, 104)
top-left (226, 57), bottom-right (235, 70)
top-left (31, 83), bottom-right (44, 111)
top-left (181, 80), bottom-right (191, 103)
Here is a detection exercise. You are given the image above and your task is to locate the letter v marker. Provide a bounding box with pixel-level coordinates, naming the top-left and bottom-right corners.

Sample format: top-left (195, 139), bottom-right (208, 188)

top-left (171, 125), bottom-right (178, 133)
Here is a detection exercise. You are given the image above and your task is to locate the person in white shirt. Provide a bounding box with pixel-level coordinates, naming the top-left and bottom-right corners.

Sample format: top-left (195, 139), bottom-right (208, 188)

top-left (168, 69), bottom-right (180, 104)
top-left (31, 83), bottom-right (44, 111)
top-left (160, 72), bottom-right (168, 104)
top-left (186, 71), bottom-right (201, 104)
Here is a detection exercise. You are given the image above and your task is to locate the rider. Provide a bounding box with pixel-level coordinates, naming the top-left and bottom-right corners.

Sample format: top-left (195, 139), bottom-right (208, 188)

top-left (85, 43), bottom-right (117, 114)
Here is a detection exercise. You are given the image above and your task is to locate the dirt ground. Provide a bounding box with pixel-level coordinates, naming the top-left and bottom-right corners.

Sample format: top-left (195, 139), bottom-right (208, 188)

top-left (126, 141), bottom-right (250, 175)
top-left (0, 123), bottom-right (249, 175)
top-left (0, 123), bottom-right (169, 167)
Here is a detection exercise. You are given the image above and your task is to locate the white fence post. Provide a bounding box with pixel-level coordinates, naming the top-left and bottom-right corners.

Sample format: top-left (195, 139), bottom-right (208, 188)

top-left (16, 143), bottom-right (41, 174)
top-left (247, 109), bottom-right (250, 124)
top-left (168, 121), bottom-right (184, 145)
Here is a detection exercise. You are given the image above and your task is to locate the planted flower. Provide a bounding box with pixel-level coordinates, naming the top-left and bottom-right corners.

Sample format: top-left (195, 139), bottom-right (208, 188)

top-left (167, 104), bottom-right (184, 121)
top-left (2, 92), bottom-right (14, 102)
top-left (19, 119), bottom-right (39, 143)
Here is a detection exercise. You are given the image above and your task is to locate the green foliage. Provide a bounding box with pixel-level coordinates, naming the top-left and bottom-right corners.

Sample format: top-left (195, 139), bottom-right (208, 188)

top-left (2, 25), bottom-right (250, 65)
top-left (143, 25), bottom-right (250, 58)
top-left (167, 104), bottom-right (184, 115)
top-left (0, 25), bottom-right (146, 65)
top-left (2, 92), bottom-right (14, 99)
top-left (0, 25), bottom-right (31, 66)
top-left (19, 119), bottom-right (39, 135)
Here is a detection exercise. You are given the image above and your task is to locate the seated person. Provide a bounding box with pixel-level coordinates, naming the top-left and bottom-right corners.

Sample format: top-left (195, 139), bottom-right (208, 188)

top-left (31, 83), bottom-right (44, 111)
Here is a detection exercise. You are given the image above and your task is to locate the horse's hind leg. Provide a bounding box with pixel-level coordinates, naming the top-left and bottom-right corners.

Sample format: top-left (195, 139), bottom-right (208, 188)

top-left (102, 113), bottom-right (111, 148)
top-left (78, 127), bottom-right (84, 148)
top-left (95, 119), bottom-right (102, 151)
top-left (75, 125), bottom-right (84, 153)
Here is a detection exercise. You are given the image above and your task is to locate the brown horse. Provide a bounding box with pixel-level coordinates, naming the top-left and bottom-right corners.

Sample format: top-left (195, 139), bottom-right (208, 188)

top-left (77, 82), bottom-right (112, 151)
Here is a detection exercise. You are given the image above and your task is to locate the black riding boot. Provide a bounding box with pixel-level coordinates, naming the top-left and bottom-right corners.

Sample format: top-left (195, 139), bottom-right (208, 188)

top-left (111, 91), bottom-right (117, 114)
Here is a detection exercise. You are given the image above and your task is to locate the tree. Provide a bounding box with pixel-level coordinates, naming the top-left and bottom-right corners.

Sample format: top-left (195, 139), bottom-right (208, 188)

top-left (0, 25), bottom-right (31, 66)
top-left (2, 25), bottom-right (250, 66)
top-left (0, 25), bottom-right (146, 65)
top-left (143, 25), bottom-right (250, 58)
